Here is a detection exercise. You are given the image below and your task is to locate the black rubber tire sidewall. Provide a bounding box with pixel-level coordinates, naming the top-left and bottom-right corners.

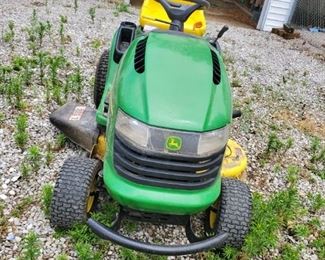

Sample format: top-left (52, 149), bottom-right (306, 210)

top-left (94, 50), bottom-right (109, 108)
top-left (50, 157), bottom-right (102, 229)
top-left (205, 178), bottom-right (252, 248)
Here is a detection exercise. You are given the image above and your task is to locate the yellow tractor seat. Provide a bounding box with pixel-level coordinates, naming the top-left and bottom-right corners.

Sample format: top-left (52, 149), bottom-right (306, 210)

top-left (139, 0), bottom-right (207, 36)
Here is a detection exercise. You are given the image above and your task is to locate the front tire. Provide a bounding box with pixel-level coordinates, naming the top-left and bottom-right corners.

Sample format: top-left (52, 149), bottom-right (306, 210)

top-left (205, 179), bottom-right (252, 248)
top-left (94, 50), bottom-right (109, 108)
top-left (50, 157), bottom-right (102, 229)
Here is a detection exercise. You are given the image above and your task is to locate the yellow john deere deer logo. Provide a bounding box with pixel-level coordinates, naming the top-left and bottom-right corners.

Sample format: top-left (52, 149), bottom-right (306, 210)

top-left (166, 136), bottom-right (182, 151)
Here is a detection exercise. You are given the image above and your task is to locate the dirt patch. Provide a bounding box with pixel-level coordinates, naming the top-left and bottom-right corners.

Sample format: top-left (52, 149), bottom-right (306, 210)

top-left (273, 109), bottom-right (325, 138)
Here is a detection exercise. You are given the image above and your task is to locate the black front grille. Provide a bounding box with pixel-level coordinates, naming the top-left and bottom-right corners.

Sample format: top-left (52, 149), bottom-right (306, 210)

top-left (113, 135), bottom-right (224, 189)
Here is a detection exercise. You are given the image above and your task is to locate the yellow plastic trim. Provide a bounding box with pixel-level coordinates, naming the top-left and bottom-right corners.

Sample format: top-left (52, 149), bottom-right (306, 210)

top-left (92, 135), bottom-right (106, 160)
top-left (139, 0), bottom-right (206, 36)
top-left (221, 139), bottom-right (247, 179)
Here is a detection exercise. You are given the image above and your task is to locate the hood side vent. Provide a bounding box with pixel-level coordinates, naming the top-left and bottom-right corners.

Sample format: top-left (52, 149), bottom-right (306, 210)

top-left (211, 50), bottom-right (221, 85)
top-left (134, 37), bottom-right (148, 73)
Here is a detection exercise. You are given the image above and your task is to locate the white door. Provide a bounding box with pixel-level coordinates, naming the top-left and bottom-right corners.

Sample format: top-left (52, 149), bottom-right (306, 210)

top-left (257, 0), bottom-right (297, 31)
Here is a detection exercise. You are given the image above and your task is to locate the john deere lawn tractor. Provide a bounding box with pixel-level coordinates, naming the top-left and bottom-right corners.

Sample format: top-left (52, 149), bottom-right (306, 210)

top-left (49, 0), bottom-right (252, 255)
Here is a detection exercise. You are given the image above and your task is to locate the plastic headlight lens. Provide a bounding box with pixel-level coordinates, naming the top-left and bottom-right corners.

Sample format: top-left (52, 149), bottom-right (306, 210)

top-left (115, 110), bottom-right (149, 148)
top-left (197, 126), bottom-right (230, 156)
top-left (115, 110), bottom-right (229, 157)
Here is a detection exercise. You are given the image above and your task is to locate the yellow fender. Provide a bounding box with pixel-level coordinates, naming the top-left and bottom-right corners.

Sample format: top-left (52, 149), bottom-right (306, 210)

top-left (221, 139), bottom-right (247, 179)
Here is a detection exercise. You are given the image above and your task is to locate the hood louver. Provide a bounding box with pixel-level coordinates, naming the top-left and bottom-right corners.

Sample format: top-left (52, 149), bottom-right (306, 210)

top-left (211, 50), bottom-right (221, 85)
top-left (134, 37), bottom-right (148, 73)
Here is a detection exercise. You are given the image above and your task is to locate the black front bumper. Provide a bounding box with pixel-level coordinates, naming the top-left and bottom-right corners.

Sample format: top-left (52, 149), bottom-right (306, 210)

top-left (87, 218), bottom-right (228, 256)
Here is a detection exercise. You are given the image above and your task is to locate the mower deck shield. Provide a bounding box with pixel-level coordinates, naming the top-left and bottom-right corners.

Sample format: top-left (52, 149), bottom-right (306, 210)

top-left (87, 218), bottom-right (228, 255)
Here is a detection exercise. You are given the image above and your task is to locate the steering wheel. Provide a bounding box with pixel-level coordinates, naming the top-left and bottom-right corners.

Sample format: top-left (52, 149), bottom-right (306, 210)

top-left (156, 0), bottom-right (210, 29)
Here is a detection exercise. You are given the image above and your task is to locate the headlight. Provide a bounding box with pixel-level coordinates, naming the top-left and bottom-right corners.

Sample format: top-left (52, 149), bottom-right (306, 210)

top-left (115, 110), bottom-right (229, 157)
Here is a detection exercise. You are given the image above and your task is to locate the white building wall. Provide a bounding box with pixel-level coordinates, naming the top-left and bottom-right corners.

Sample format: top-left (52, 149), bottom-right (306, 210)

top-left (257, 0), bottom-right (297, 31)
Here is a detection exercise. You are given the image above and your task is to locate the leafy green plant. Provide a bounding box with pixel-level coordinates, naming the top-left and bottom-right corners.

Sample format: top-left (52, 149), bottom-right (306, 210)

top-left (14, 114), bottom-right (29, 149)
top-left (59, 15), bottom-right (68, 44)
top-left (90, 39), bottom-right (102, 50)
top-left (36, 21), bottom-right (47, 47)
top-left (292, 224), bottom-right (310, 238)
top-left (308, 193), bottom-right (325, 212)
top-left (266, 132), bottom-right (293, 156)
top-left (27, 145), bottom-right (42, 172)
top-left (312, 230), bottom-right (325, 259)
top-left (56, 253), bottom-right (69, 260)
top-left (20, 162), bottom-right (32, 178)
top-left (280, 243), bottom-right (301, 260)
top-left (11, 196), bottom-right (33, 218)
top-left (75, 242), bottom-right (102, 260)
top-left (287, 165), bottom-right (300, 185)
top-left (3, 20), bottom-right (15, 50)
top-left (7, 75), bottom-right (25, 109)
top-left (114, 2), bottom-right (129, 16)
top-left (66, 66), bottom-right (83, 100)
top-left (45, 144), bottom-right (54, 166)
top-left (55, 133), bottom-right (67, 149)
top-left (37, 51), bottom-right (48, 84)
top-left (308, 137), bottom-right (325, 179)
top-left (243, 185), bottom-right (302, 258)
top-left (20, 232), bottom-right (41, 260)
top-left (41, 184), bottom-right (53, 216)
top-left (89, 7), bottom-right (96, 23)
top-left (0, 112), bottom-right (5, 126)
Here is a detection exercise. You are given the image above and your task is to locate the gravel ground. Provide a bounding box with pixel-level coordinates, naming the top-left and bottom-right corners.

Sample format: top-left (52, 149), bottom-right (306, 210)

top-left (0, 0), bottom-right (324, 259)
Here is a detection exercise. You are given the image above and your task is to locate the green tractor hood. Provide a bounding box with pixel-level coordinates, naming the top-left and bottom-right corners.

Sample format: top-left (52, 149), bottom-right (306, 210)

top-left (114, 31), bottom-right (232, 132)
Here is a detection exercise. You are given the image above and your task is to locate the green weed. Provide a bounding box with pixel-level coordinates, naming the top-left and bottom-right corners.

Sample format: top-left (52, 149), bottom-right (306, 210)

top-left (3, 21), bottom-right (15, 51)
top-left (89, 7), bottom-right (96, 23)
top-left (20, 162), bottom-right (32, 178)
top-left (266, 132), bottom-right (293, 155)
top-left (14, 114), bottom-right (29, 149)
top-left (75, 242), bottom-right (102, 260)
top-left (292, 224), bottom-right (310, 238)
top-left (55, 133), bottom-right (67, 149)
top-left (59, 15), bottom-right (68, 44)
top-left (27, 145), bottom-right (42, 172)
top-left (74, 0), bottom-right (78, 12)
top-left (90, 39), bottom-right (102, 50)
top-left (56, 254), bottom-right (69, 260)
top-left (41, 184), bottom-right (53, 216)
top-left (114, 2), bottom-right (129, 16)
top-left (243, 186), bottom-right (302, 257)
top-left (286, 165), bottom-right (300, 185)
top-left (308, 137), bottom-right (325, 179)
top-left (11, 196), bottom-right (33, 218)
top-left (45, 145), bottom-right (54, 166)
top-left (0, 112), bottom-right (4, 126)
top-left (19, 232), bottom-right (41, 260)
top-left (312, 230), bottom-right (325, 259)
top-left (308, 193), bottom-right (325, 212)
top-left (280, 243), bottom-right (301, 260)
top-left (7, 75), bottom-right (25, 109)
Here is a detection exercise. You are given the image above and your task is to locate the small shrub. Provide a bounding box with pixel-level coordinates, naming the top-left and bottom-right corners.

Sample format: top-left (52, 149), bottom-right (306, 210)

top-left (41, 184), bottom-right (53, 216)
top-left (292, 224), bottom-right (310, 238)
top-left (20, 232), bottom-right (41, 260)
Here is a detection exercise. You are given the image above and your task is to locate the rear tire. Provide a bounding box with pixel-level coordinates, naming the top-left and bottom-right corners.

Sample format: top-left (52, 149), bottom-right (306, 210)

top-left (205, 178), bottom-right (252, 248)
top-left (94, 50), bottom-right (109, 108)
top-left (50, 157), bottom-right (102, 229)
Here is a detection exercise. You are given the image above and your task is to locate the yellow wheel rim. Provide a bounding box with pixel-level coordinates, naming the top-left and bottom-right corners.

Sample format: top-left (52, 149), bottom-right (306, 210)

top-left (209, 211), bottom-right (217, 229)
top-left (86, 180), bottom-right (96, 213)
